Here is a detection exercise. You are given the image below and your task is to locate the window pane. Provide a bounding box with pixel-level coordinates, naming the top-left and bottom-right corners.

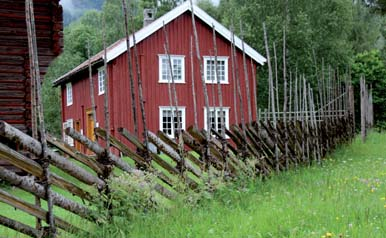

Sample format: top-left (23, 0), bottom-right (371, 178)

top-left (161, 109), bottom-right (184, 136)
top-left (161, 57), bottom-right (183, 82)
top-left (206, 59), bottom-right (226, 82)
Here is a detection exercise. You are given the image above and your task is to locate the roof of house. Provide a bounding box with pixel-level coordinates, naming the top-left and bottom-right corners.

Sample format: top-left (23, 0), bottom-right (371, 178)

top-left (53, 2), bottom-right (266, 86)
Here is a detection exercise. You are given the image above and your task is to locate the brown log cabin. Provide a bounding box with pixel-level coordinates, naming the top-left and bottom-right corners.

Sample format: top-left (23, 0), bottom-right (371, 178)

top-left (0, 0), bottom-right (63, 166)
top-left (0, 0), bottom-right (62, 134)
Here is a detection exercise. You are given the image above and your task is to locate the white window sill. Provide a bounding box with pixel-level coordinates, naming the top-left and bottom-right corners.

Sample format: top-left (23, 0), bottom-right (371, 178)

top-left (205, 81), bottom-right (229, 85)
top-left (158, 81), bottom-right (186, 84)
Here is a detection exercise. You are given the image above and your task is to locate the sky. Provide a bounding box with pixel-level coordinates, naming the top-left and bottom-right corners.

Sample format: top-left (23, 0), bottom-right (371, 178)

top-left (60, 0), bottom-right (220, 12)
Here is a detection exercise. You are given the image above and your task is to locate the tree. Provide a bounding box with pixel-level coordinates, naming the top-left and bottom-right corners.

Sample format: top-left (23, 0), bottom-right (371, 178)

top-left (215, 0), bottom-right (385, 109)
top-left (351, 50), bottom-right (386, 126)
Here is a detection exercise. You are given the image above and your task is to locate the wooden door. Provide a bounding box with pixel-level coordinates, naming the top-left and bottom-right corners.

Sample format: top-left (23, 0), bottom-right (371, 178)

top-left (86, 109), bottom-right (95, 141)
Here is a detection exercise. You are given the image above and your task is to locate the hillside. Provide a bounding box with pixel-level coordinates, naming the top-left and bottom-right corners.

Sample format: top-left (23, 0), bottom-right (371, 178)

top-left (62, 0), bottom-right (104, 25)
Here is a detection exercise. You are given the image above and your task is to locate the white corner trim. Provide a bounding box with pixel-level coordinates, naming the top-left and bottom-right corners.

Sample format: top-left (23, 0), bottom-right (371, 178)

top-left (106, 2), bottom-right (266, 65)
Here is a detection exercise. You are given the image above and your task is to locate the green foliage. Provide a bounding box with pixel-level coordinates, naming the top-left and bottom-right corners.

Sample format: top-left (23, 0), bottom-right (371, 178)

top-left (351, 50), bottom-right (386, 124)
top-left (215, 0), bottom-right (385, 109)
top-left (197, 0), bottom-right (221, 20)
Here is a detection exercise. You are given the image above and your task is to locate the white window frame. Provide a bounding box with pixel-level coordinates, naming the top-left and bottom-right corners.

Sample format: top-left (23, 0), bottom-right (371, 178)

top-left (66, 83), bottom-right (73, 106)
top-left (158, 55), bottom-right (185, 84)
top-left (98, 67), bottom-right (106, 95)
top-left (159, 106), bottom-right (186, 137)
top-left (62, 118), bottom-right (74, 146)
top-left (203, 56), bottom-right (229, 84)
top-left (204, 107), bottom-right (230, 136)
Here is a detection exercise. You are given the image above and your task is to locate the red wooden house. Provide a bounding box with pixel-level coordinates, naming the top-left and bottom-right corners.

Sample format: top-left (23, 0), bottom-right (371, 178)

top-left (53, 2), bottom-right (266, 150)
top-left (0, 0), bottom-right (63, 134)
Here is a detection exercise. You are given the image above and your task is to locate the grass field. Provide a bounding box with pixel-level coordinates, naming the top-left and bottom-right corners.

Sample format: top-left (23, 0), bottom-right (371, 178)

top-left (0, 133), bottom-right (385, 237)
top-left (109, 133), bottom-right (386, 238)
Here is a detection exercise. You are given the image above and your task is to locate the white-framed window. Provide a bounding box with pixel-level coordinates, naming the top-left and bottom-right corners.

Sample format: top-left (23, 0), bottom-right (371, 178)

top-left (204, 107), bottom-right (230, 135)
top-left (158, 55), bottom-right (185, 83)
top-left (98, 67), bottom-right (106, 95)
top-left (159, 106), bottom-right (186, 137)
top-left (204, 56), bottom-right (229, 84)
top-left (66, 83), bottom-right (73, 106)
top-left (62, 118), bottom-right (74, 146)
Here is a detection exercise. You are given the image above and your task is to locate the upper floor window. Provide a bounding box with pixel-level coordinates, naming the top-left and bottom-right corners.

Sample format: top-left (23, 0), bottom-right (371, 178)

top-left (98, 67), bottom-right (106, 95)
top-left (66, 83), bottom-right (73, 106)
top-left (204, 107), bottom-right (230, 136)
top-left (159, 55), bottom-right (185, 83)
top-left (204, 56), bottom-right (229, 84)
top-left (159, 106), bottom-right (186, 137)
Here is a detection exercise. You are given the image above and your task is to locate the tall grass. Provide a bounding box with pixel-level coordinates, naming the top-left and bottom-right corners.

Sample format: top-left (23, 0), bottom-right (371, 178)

top-left (89, 133), bottom-right (386, 238)
top-left (1, 133), bottom-right (385, 237)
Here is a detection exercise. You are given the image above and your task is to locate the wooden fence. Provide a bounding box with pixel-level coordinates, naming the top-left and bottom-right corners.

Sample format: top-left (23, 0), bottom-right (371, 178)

top-left (0, 103), bottom-right (355, 237)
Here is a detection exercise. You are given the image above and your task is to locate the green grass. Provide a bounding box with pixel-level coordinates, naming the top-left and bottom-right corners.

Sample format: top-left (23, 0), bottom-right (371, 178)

top-left (1, 133), bottom-right (385, 237)
top-left (104, 133), bottom-right (386, 238)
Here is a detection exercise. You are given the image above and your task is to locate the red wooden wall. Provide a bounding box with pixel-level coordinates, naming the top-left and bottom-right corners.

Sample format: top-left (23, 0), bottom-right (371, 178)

top-left (62, 11), bottom-right (259, 147)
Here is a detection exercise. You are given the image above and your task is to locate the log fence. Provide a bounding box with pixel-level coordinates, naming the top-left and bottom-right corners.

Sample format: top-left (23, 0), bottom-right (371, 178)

top-left (0, 99), bottom-right (355, 236)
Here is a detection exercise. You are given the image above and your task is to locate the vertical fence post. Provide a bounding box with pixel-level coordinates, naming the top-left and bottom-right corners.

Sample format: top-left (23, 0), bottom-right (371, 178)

top-left (360, 77), bottom-right (366, 143)
top-left (25, 0), bottom-right (56, 236)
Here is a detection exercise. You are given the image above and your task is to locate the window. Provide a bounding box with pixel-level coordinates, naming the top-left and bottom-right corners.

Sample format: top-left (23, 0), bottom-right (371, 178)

top-left (159, 55), bottom-right (185, 83)
top-left (159, 106), bottom-right (186, 137)
top-left (66, 83), bottom-right (73, 106)
top-left (98, 67), bottom-right (106, 95)
top-left (204, 107), bottom-right (230, 135)
top-left (204, 56), bottom-right (229, 84)
top-left (62, 119), bottom-right (74, 146)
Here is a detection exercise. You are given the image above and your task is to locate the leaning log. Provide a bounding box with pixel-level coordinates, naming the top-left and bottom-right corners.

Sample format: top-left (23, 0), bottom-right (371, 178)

top-left (47, 134), bottom-right (103, 175)
top-left (0, 215), bottom-right (40, 238)
top-left (0, 142), bottom-right (92, 201)
top-left (66, 127), bottom-right (134, 173)
top-left (0, 121), bottom-right (105, 189)
top-left (147, 131), bottom-right (201, 177)
top-left (66, 128), bottom-right (176, 200)
top-left (0, 167), bottom-right (95, 221)
top-left (0, 189), bottom-right (82, 234)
